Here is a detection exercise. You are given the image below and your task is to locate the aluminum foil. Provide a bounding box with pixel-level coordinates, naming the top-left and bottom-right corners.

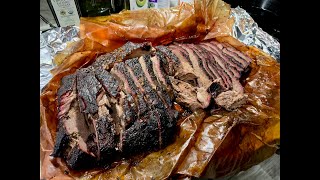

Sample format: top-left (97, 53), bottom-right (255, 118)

top-left (40, 26), bottom-right (80, 91)
top-left (231, 7), bottom-right (280, 61)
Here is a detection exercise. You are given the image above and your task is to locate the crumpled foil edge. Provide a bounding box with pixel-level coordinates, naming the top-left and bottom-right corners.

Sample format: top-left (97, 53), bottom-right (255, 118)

top-left (40, 26), bottom-right (80, 91)
top-left (231, 7), bottom-right (280, 61)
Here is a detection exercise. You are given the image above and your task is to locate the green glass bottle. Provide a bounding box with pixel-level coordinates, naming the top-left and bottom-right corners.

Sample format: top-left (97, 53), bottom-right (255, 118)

top-left (123, 0), bottom-right (130, 10)
top-left (78, 0), bottom-right (127, 17)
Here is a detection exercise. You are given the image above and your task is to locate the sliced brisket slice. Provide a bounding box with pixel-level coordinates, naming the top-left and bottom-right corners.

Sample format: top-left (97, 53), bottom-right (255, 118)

top-left (189, 44), bottom-right (217, 80)
top-left (204, 42), bottom-right (249, 69)
top-left (76, 67), bottom-right (101, 114)
top-left (153, 50), bottom-right (170, 76)
top-left (153, 108), bottom-right (177, 148)
top-left (56, 74), bottom-right (77, 119)
top-left (196, 44), bottom-right (241, 79)
top-left (125, 57), bottom-right (179, 149)
top-left (117, 93), bottom-right (144, 152)
top-left (122, 113), bottom-right (159, 156)
top-left (176, 44), bottom-right (212, 89)
top-left (122, 94), bottom-right (137, 129)
top-left (222, 47), bottom-right (251, 68)
top-left (95, 115), bottom-right (117, 158)
top-left (94, 67), bottom-right (120, 98)
top-left (155, 45), bottom-right (181, 76)
top-left (52, 92), bottom-right (97, 161)
top-left (122, 108), bottom-right (177, 156)
top-left (108, 67), bottom-right (137, 152)
top-left (65, 99), bottom-right (97, 156)
top-left (155, 45), bottom-right (180, 65)
top-left (169, 44), bottom-right (193, 66)
top-left (200, 42), bottom-right (244, 71)
top-left (211, 41), bottom-right (251, 64)
top-left (205, 52), bottom-right (233, 88)
top-left (167, 45), bottom-right (197, 82)
top-left (209, 50), bottom-right (238, 82)
top-left (150, 53), bottom-right (174, 96)
top-left (66, 145), bottom-right (97, 170)
top-left (57, 74), bottom-right (76, 104)
top-left (53, 74), bottom-right (97, 159)
top-left (199, 46), bottom-right (241, 78)
top-left (139, 55), bottom-right (173, 108)
top-left (110, 66), bottom-right (134, 97)
top-left (123, 61), bottom-right (151, 116)
top-left (191, 45), bottom-right (228, 89)
top-left (184, 44), bottom-right (213, 80)
top-left (111, 63), bottom-right (150, 152)
top-left (92, 42), bottom-right (152, 70)
top-left (111, 62), bottom-right (149, 117)
top-left (198, 45), bottom-right (233, 89)
top-left (226, 47), bottom-right (251, 64)
top-left (93, 89), bottom-right (118, 159)
top-left (52, 75), bottom-right (76, 157)
top-left (222, 48), bottom-right (249, 69)
top-left (125, 58), bottom-right (167, 110)
top-left (169, 77), bottom-right (211, 111)
top-left (51, 122), bottom-right (71, 158)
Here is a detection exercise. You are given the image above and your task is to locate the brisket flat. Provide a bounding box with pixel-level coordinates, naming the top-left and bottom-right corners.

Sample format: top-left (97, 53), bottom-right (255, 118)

top-left (51, 40), bottom-right (252, 171)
